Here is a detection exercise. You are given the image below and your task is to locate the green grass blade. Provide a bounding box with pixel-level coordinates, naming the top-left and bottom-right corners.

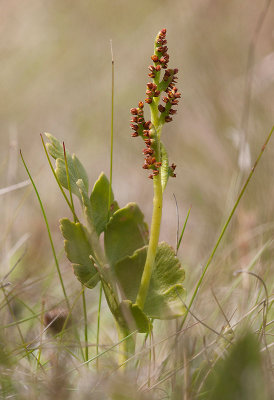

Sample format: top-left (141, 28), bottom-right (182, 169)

top-left (177, 206), bottom-right (191, 253)
top-left (20, 150), bottom-right (70, 310)
top-left (96, 283), bottom-right (103, 370)
top-left (82, 287), bottom-right (89, 361)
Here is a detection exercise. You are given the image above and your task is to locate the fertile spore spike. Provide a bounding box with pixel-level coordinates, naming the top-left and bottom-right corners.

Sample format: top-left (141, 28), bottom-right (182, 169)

top-left (129, 29), bottom-right (181, 179)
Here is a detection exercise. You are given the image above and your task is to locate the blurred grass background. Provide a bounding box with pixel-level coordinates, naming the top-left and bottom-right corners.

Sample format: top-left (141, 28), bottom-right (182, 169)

top-left (0, 0), bottom-right (273, 398)
top-left (1, 0), bottom-right (274, 261)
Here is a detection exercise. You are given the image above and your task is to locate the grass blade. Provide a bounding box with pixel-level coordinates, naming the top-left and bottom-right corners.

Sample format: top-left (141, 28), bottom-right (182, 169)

top-left (20, 150), bottom-right (70, 310)
top-left (177, 206), bottom-right (191, 253)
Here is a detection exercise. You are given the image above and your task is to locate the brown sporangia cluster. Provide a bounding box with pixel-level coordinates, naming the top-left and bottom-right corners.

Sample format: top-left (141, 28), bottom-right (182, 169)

top-left (130, 104), bottom-right (161, 179)
top-left (130, 28), bottom-right (181, 179)
top-left (130, 101), bottom-right (151, 138)
top-left (149, 28), bottom-right (169, 75)
top-left (145, 83), bottom-right (160, 104)
top-left (159, 84), bottom-right (180, 124)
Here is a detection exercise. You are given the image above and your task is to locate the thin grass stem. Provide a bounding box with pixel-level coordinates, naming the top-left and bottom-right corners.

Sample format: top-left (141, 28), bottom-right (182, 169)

top-left (20, 150), bottom-right (70, 310)
top-left (177, 206), bottom-right (191, 253)
top-left (37, 299), bottom-right (45, 369)
top-left (108, 39), bottom-right (114, 213)
top-left (96, 283), bottom-right (103, 371)
top-left (82, 288), bottom-right (89, 361)
top-left (95, 40), bottom-right (114, 371)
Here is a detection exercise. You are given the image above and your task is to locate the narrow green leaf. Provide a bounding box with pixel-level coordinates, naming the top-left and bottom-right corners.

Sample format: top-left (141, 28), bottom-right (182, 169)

top-left (45, 133), bottom-right (89, 199)
top-left (90, 172), bottom-right (118, 236)
top-left (60, 218), bottom-right (99, 288)
top-left (114, 242), bottom-right (186, 319)
top-left (104, 203), bottom-right (149, 267)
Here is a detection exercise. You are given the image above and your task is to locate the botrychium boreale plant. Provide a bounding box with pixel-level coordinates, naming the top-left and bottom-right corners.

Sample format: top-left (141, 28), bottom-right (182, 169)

top-left (44, 29), bottom-right (185, 363)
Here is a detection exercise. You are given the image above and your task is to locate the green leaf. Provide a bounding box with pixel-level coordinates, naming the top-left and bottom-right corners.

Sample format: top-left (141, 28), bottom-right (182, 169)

top-left (160, 143), bottom-right (169, 192)
top-left (45, 133), bottom-right (89, 199)
top-left (118, 300), bottom-right (151, 333)
top-left (90, 172), bottom-right (119, 236)
top-left (104, 203), bottom-right (149, 267)
top-left (60, 218), bottom-right (99, 288)
top-left (77, 179), bottom-right (95, 230)
top-left (114, 242), bottom-right (186, 319)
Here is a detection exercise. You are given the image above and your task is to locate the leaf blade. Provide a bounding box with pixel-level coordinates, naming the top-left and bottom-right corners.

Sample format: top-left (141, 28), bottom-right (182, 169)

top-left (60, 218), bottom-right (100, 289)
top-left (114, 242), bottom-right (186, 319)
top-left (90, 172), bottom-right (118, 236)
top-left (46, 133), bottom-right (89, 199)
top-left (104, 203), bottom-right (149, 268)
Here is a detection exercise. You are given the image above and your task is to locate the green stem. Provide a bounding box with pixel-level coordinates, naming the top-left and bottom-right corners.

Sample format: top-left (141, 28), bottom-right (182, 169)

top-left (135, 55), bottom-right (164, 310)
top-left (37, 299), bottom-right (45, 368)
top-left (96, 41), bottom-right (115, 371)
top-left (116, 322), bottom-right (135, 367)
top-left (177, 206), bottom-right (191, 253)
top-left (96, 283), bottom-right (103, 371)
top-left (150, 98), bottom-right (160, 128)
top-left (82, 287), bottom-right (89, 361)
top-left (136, 173), bottom-right (163, 310)
top-left (108, 40), bottom-right (114, 214)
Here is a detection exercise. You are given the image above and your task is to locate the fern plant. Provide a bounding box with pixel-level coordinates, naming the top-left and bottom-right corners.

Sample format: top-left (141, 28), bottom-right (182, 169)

top-left (43, 28), bottom-right (185, 360)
